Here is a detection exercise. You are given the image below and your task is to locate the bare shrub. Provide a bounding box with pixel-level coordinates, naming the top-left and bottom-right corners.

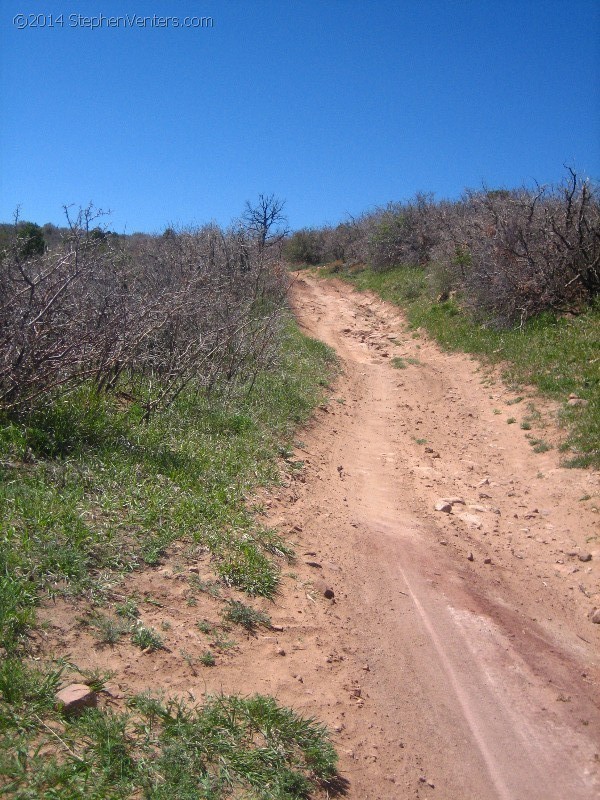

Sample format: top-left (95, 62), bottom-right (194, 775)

top-left (0, 199), bottom-right (289, 415)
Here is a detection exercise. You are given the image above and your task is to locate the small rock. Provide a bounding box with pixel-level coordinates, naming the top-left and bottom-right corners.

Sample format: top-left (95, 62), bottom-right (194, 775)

top-left (271, 624), bottom-right (284, 632)
top-left (467, 552), bottom-right (475, 562)
top-left (468, 504), bottom-right (487, 513)
top-left (459, 512), bottom-right (483, 529)
top-left (276, 647), bottom-right (286, 656)
top-left (440, 540), bottom-right (448, 546)
top-left (484, 557), bottom-right (492, 564)
top-left (477, 477), bottom-right (490, 486)
top-left (188, 566), bottom-right (200, 574)
top-left (315, 579), bottom-right (335, 599)
top-left (435, 501), bottom-right (452, 513)
top-left (442, 497), bottom-right (465, 505)
top-left (590, 609), bottom-right (600, 624)
top-left (56, 684), bottom-right (97, 715)
top-left (568, 398), bottom-right (588, 407)
top-left (578, 553), bottom-right (592, 563)
top-left (305, 561), bottom-right (322, 569)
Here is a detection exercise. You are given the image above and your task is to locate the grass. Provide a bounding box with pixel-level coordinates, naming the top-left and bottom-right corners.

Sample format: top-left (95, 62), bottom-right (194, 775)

top-left (130, 624), bottom-right (164, 652)
top-left (0, 315), bottom-right (339, 797)
top-left (325, 264), bottom-right (600, 468)
top-left (223, 600), bottom-right (272, 633)
top-left (0, 660), bottom-right (338, 799)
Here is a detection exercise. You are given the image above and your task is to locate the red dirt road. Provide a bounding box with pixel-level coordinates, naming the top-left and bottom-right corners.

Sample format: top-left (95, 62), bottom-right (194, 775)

top-left (282, 274), bottom-right (600, 799)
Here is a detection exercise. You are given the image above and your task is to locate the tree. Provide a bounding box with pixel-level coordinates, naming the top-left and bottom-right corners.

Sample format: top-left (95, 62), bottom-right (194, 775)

top-left (242, 194), bottom-right (288, 250)
top-left (17, 221), bottom-right (45, 258)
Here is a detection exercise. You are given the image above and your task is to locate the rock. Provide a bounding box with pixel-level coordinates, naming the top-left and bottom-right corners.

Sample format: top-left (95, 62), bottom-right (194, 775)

top-left (315, 579), bottom-right (335, 599)
top-left (442, 497), bottom-right (465, 505)
top-left (435, 501), bottom-right (452, 513)
top-left (440, 540), bottom-right (448, 546)
top-left (578, 553), bottom-right (592, 563)
top-left (459, 512), bottom-right (483, 529)
top-left (276, 647), bottom-right (286, 656)
top-left (305, 561), bottom-right (322, 568)
top-left (425, 448), bottom-right (441, 458)
top-left (477, 477), bottom-right (490, 486)
top-left (188, 566), bottom-right (200, 574)
top-left (591, 609), bottom-right (600, 624)
top-left (468, 504), bottom-right (487, 513)
top-left (568, 398), bottom-right (588, 407)
top-left (56, 684), bottom-right (97, 715)
top-left (271, 624), bottom-right (284, 632)
top-left (484, 557), bottom-right (492, 564)
top-left (467, 552), bottom-right (475, 562)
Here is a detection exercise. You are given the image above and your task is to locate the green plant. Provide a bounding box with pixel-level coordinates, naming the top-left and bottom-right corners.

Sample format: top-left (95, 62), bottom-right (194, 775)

top-left (115, 598), bottom-right (140, 620)
top-left (200, 650), bottom-right (216, 667)
top-left (222, 600), bottom-right (271, 632)
top-left (391, 357), bottom-right (407, 369)
top-left (530, 438), bottom-right (552, 453)
top-left (507, 417), bottom-right (516, 424)
top-left (130, 624), bottom-right (163, 651)
top-left (197, 620), bottom-right (215, 635)
top-left (90, 614), bottom-right (128, 646)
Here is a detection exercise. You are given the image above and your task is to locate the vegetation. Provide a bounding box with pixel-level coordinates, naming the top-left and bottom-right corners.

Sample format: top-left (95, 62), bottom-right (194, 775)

top-left (0, 663), bottom-right (338, 798)
top-left (0, 197), bottom-right (339, 796)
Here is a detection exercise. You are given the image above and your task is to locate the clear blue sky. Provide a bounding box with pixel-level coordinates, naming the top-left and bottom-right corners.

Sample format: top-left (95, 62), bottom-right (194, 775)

top-left (1, 0), bottom-right (599, 233)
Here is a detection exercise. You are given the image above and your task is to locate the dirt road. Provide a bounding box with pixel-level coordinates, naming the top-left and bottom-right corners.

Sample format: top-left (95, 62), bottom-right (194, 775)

top-left (45, 274), bottom-right (600, 799)
top-left (280, 274), bottom-right (599, 799)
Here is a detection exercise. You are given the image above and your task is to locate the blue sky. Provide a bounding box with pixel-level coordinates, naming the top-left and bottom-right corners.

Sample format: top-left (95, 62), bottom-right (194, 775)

top-left (1, 0), bottom-right (599, 233)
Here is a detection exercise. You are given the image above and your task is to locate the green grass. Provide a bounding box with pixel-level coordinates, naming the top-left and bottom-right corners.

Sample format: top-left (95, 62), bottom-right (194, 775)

top-left (0, 660), bottom-right (338, 799)
top-left (0, 315), bottom-right (339, 797)
top-left (223, 600), bottom-right (272, 633)
top-left (327, 265), bottom-right (600, 467)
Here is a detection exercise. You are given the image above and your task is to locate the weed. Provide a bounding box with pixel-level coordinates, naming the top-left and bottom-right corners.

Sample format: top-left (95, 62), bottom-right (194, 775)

top-left (210, 635), bottom-right (237, 651)
top-left (130, 624), bottom-right (164, 651)
top-left (507, 417), bottom-right (516, 424)
top-left (197, 620), bottom-right (215, 635)
top-left (77, 666), bottom-right (115, 693)
top-left (506, 396), bottom-right (524, 405)
top-left (521, 421), bottom-right (532, 430)
top-left (530, 438), bottom-right (552, 453)
top-left (223, 599), bottom-right (271, 632)
top-left (200, 650), bottom-right (216, 667)
top-left (90, 614), bottom-right (128, 646)
top-left (392, 357), bottom-right (407, 368)
top-left (115, 598), bottom-right (140, 620)
top-left (189, 575), bottom-right (222, 597)
top-left (493, 409), bottom-right (501, 415)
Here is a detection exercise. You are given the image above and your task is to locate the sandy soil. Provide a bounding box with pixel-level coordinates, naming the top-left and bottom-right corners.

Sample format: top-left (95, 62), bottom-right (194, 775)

top-left (38, 274), bottom-right (600, 799)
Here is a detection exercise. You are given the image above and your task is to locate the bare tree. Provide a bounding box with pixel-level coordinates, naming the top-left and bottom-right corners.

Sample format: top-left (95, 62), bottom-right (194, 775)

top-left (242, 194), bottom-right (288, 251)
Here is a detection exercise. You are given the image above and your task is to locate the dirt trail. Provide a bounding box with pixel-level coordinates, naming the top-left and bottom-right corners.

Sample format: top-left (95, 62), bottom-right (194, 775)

top-left (42, 274), bottom-right (600, 799)
top-left (280, 274), bottom-right (600, 799)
